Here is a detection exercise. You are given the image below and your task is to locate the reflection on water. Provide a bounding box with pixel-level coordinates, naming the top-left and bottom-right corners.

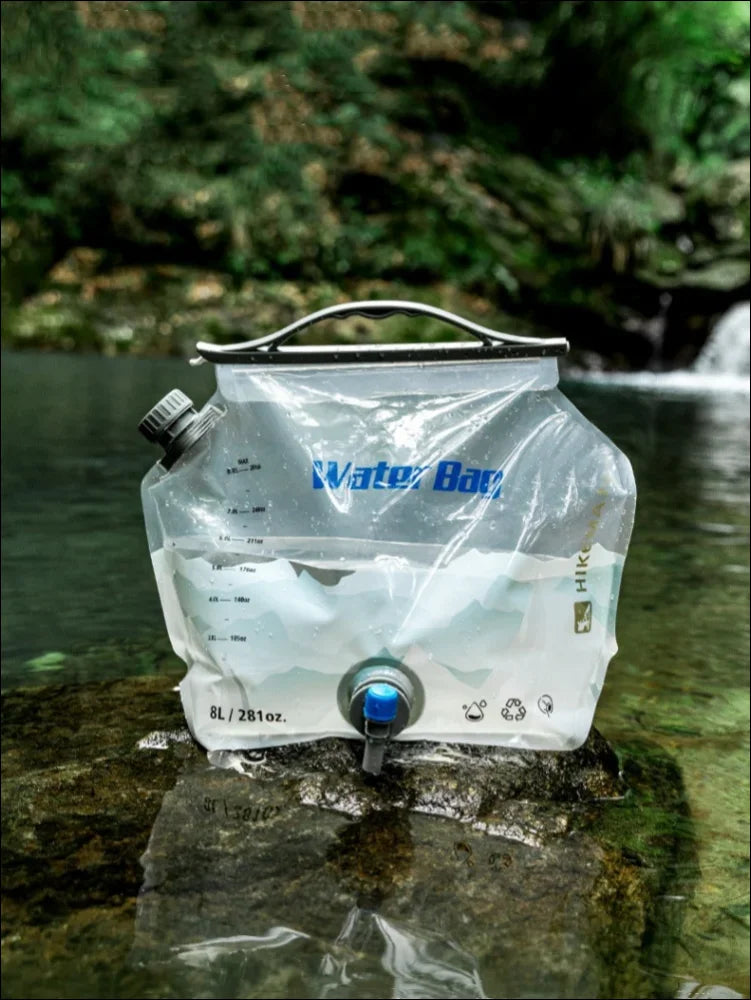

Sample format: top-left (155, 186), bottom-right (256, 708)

top-left (570, 370), bottom-right (749, 397)
top-left (319, 907), bottom-right (487, 1000)
top-left (0, 352), bottom-right (214, 678)
top-left (564, 375), bottom-right (750, 999)
top-left (1, 351), bottom-right (749, 998)
top-left (131, 747), bottom-right (659, 999)
top-left (174, 927), bottom-right (312, 966)
top-left (168, 909), bottom-right (489, 1000)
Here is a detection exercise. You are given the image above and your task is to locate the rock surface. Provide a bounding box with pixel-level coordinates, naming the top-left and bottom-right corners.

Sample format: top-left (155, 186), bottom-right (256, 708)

top-left (1, 673), bottom-right (692, 999)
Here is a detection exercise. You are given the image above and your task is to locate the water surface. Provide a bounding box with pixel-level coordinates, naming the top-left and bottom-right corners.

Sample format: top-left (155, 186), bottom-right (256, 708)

top-left (1, 351), bottom-right (749, 997)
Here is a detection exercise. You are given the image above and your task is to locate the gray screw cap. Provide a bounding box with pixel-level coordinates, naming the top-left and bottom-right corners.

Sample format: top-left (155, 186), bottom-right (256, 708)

top-left (139, 389), bottom-right (194, 443)
top-left (139, 389), bottom-right (219, 470)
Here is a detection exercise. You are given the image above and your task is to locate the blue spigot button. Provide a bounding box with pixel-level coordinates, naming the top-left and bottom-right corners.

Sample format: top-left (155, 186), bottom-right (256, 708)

top-left (363, 683), bottom-right (399, 723)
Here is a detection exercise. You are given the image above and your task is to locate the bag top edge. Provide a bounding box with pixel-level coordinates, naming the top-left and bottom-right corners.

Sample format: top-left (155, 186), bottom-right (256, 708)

top-left (198, 341), bottom-right (569, 366)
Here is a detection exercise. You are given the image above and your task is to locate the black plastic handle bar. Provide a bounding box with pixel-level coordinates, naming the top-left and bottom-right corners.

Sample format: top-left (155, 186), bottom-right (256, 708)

top-left (192, 300), bottom-right (568, 365)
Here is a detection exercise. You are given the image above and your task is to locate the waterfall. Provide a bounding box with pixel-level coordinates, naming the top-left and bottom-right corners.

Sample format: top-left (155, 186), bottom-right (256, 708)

top-left (693, 302), bottom-right (750, 376)
top-left (567, 301), bottom-right (750, 394)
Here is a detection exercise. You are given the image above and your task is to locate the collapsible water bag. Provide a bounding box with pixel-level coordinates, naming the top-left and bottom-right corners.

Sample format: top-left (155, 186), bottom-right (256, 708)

top-left (139, 301), bottom-right (635, 768)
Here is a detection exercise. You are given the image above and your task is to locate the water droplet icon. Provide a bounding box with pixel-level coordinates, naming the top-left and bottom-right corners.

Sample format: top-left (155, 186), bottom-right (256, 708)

top-left (463, 700), bottom-right (487, 722)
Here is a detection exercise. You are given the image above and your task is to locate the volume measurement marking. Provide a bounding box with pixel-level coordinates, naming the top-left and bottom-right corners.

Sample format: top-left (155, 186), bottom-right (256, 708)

top-left (216, 535), bottom-right (251, 542)
top-left (210, 565), bottom-right (257, 573)
top-left (217, 535), bottom-right (264, 544)
top-left (226, 457), bottom-right (261, 475)
top-left (210, 705), bottom-right (286, 723)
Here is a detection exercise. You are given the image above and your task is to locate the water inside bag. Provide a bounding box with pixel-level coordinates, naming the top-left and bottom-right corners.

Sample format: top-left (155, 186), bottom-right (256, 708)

top-left (141, 350), bottom-right (635, 751)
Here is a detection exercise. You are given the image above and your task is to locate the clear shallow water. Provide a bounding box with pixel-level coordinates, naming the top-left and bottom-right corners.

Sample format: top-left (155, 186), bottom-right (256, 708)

top-left (1, 351), bottom-right (749, 997)
top-left (569, 375), bottom-right (750, 997)
top-left (1, 352), bottom-right (214, 675)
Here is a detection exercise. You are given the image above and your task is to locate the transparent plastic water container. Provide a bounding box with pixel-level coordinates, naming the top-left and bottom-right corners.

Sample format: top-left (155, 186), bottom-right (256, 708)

top-left (139, 301), bottom-right (635, 771)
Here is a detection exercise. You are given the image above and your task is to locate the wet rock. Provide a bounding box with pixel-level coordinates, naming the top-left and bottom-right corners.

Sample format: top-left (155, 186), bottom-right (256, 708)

top-left (130, 741), bottom-right (633, 999)
top-left (1, 265), bottom-right (552, 361)
top-left (0, 217), bottom-right (61, 324)
top-left (1, 673), bottom-right (692, 999)
top-left (638, 257), bottom-right (750, 293)
top-left (687, 158), bottom-right (750, 216)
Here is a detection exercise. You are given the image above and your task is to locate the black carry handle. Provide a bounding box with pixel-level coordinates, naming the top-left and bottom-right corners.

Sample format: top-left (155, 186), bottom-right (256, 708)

top-left (192, 299), bottom-right (568, 365)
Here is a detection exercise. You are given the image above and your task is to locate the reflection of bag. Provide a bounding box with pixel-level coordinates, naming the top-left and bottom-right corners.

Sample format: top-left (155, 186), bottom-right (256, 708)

top-left (131, 744), bottom-right (635, 999)
top-left (320, 907), bottom-right (487, 1000)
top-left (139, 301), bottom-right (635, 753)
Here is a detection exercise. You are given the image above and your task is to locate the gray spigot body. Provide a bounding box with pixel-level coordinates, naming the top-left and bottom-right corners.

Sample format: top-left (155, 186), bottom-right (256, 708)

top-left (347, 667), bottom-right (415, 775)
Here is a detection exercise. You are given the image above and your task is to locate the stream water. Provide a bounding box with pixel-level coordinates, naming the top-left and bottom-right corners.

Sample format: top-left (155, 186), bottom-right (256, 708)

top-left (1, 342), bottom-right (749, 998)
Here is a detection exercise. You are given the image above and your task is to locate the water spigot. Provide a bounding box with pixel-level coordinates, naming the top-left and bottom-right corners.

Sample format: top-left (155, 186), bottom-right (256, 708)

top-left (345, 665), bottom-right (416, 776)
top-left (362, 684), bottom-right (399, 775)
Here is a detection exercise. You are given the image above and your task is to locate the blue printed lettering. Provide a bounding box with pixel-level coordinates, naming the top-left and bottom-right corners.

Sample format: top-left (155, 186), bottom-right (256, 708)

top-left (372, 461), bottom-right (390, 489)
top-left (458, 467), bottom-right (482, 493)
top-left (312, 460), bottom-right (352, 490)
top-left (312, 459), bottom-right (504, 498)
top-left (479, 469), bottom-right (503, 499)
top-left (388, 465), bottom-right (415, 489)
top-left (433, 460), bottom-right (462, 492)
top-left (350, 466), bottom-right (373, 490)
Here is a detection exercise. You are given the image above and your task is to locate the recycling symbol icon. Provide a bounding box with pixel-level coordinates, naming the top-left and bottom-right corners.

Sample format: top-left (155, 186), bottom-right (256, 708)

top-left (501, 697), bottom-right (526, 722)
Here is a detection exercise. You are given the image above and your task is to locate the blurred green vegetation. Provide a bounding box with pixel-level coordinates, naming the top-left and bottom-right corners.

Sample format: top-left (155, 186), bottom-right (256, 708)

top-left (1, 1), bottom-right (749, 366)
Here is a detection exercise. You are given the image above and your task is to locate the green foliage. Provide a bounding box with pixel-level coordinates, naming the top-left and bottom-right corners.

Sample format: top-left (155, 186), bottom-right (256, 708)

top-left (1, 0), bottom-right (748, 298)
top-left (503, 1), bottom-right (750, 166)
